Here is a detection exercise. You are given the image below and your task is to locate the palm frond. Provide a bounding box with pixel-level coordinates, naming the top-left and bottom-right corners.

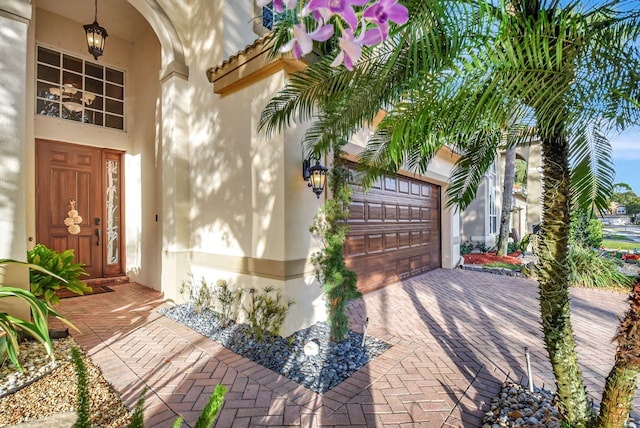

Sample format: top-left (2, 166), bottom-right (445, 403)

top-left (569, 121), bottom-right (615, 213)
top-left (446, 130), bottom-right (503, 210)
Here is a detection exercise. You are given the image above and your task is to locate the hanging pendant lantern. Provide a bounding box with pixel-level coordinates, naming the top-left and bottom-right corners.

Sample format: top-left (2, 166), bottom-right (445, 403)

top-left (84, 0), bottom-right (108, 60)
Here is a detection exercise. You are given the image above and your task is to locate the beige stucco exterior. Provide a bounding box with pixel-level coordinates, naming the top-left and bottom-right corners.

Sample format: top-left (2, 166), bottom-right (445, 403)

top-left (0, 0), bottom-right (31, 321)
top-left (1, 0), bottom-right (461, 336)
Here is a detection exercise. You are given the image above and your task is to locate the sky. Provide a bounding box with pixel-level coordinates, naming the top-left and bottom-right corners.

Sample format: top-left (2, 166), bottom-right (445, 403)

top-left (610, 128), bottom-right (640, 195)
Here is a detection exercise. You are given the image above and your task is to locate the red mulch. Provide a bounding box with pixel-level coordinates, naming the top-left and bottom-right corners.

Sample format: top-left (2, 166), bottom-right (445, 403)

top-left (463, 252), bottom-right (522, 265)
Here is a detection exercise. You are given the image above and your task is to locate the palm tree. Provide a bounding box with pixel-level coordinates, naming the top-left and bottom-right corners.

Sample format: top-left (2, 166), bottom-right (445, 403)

top-left (260, 0), bottom-right (640, 425)
top-left (496, 146), bottom-right (516, 256)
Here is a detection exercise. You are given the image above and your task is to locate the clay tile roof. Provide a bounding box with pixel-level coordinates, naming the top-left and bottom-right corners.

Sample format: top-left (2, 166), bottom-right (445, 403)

top-left (207, 35), bottom-right (273, 83)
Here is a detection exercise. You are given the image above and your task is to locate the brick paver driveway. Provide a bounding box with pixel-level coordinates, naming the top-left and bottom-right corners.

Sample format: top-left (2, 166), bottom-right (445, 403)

top-left (57, 269), bottom-right (639, 427)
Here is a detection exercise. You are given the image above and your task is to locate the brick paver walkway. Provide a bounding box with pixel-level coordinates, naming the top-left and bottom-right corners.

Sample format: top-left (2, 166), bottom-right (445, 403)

top-left (56, 269), bottom-right (639, 427)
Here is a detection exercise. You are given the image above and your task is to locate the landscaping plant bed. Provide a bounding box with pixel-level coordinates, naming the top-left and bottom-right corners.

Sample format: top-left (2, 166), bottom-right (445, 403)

top-left (463, 252), bottom-right (522, 266)
top-left (159, 304), bottom-right (391, 394)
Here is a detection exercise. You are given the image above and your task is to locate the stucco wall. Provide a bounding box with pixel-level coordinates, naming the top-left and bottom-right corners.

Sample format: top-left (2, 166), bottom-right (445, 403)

top-left (126, 23), bottom-right (162, 289)
top-left (0, 0), bottom-right (31, 321)
top-left (156, 0), bottom-right (328, 335)
top-left (222, 2), bottom-right (257, 58)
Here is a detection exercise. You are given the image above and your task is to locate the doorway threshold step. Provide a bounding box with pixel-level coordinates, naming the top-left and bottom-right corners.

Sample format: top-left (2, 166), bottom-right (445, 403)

top-left (85, 276), bottom-right (130, 287)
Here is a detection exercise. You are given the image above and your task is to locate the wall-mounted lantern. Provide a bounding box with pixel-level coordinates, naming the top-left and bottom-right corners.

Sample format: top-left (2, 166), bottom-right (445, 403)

top-left (302, 153), bottom-right (328, 199)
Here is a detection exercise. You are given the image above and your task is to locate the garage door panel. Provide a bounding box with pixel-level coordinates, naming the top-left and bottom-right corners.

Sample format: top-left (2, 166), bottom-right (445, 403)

top-left (399, 178), bottom-right (410, 194)
top-left (367, 234), bottom-right (384, 253)
top-left (397, 257), bottom-right (411, 275)
top-left (349, 202), bottom-right (366, 222)
top-left (411, 256), bottom-right (422, 271)
top-left (398, 205), bottom-right (411, 220)
top-left (384, 204), bottom-right (397, 220)
top-left (411, 182), bottom-right (421, 195)
top-left (367, 203), bottom-right (383, 221)
top-left (397, 232), bottom-right (411, 248)
top-left (384, 176), bottom-right (397, 191)
top-left (385, 233), bottom-right (398, 249)
top-left (410, 231), bottom-right (422, 247)
top-left (344, 164), bottom-right (441, 293)
top-left (346, 235), bottom-right (366, 257)
top-left (411, 207), bottom-right (421, 221)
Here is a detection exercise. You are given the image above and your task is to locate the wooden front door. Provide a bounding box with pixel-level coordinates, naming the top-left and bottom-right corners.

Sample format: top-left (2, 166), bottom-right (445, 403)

top-left (36, 140), bottom-right (124, 278)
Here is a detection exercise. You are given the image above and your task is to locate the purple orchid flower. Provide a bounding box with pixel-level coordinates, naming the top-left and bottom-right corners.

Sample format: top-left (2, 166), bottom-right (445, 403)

top-left (305, 0), bottom-right (370, 29)
top-left (330, 21), bottom-right (384, 69)
top-left (362, 0), bottom-right (408, 41)
top-left (256, 0), bottom-right (298, 13)
top-left (330, 25), bottom-right (377, 70)
top-left (281, 22), bottom-right (335, 59)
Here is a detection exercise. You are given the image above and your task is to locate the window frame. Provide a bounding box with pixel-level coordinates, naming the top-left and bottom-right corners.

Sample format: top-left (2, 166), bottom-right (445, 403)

top-left (487, 161), bottom-right (498, 235)
top-left (35, 44), bottom-right (126, 131)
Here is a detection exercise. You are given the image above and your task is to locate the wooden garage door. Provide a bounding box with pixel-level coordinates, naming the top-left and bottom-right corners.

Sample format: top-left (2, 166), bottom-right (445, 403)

top-left (345, 170), bottom-right (441, 293)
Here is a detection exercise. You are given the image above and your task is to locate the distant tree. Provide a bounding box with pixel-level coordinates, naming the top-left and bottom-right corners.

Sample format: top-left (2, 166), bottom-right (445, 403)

top-left (570, 207), bottom-right (603, 249)
top-left (611, 182), bottom-right (640, 218)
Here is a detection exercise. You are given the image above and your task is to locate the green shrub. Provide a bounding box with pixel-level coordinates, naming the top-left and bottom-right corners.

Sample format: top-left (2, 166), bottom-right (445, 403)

top-left (570, 208), bottom-right (603, 248)
top-left (0, 259), bottom-right (75, 371)
top-left (567, 246), bottom-right (634, 289)
top-left (243, 286), bottom-right (293, 342)
top-left (475, 241), bottom-right (491, 253)
top-left (179, 274), bottom-right (214, 314)
top-left (520, 233), bottom-right (531, 252)
top-left (460, 241), bottom-right (474, 255)
top-left (28, 244), bottom-right (91, 305)
top-left (71, 346), bottom-right (227, 427)
top-left (507, 241), bottom-right (520, 254)
top-left (213, 279), bottom-right (242, 327)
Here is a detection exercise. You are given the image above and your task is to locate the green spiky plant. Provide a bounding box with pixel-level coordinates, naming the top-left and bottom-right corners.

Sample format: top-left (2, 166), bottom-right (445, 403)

top-left (0, 259), bottom-right (76, 371)
top-left (71, 345), bottom-right (227, 428)
top-left (568, 245), bottom-right (634, 290)
top-left (72, 347), bottom-right (91, 428)
top-left (28, 244), bottom-right (91, 305)
top-left (244, 286), bottom-right (294, 342)
top-left (213, 279), bottom-right (243, 327)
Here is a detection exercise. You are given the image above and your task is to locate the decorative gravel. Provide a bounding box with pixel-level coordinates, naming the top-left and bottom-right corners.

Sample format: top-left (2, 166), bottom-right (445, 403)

top-left (483, 381), bottom-right (639, 428)
top-left (159, 304), bottom-right (391, 394)
top-left (461, 264), bottom-right (528, 278)
top-left (0, 336), bottom-right (132, 427)
top-left (482, 382), bottom-right (563, 428)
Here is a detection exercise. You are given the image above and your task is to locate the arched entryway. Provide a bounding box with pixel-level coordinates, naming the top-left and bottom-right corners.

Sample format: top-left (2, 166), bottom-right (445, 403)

top-left (29, 0), bottom-right (188, 291)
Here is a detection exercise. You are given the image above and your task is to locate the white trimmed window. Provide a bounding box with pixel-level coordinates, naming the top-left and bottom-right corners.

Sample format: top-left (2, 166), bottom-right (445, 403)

top-left (487, 161), bottom-right (498, 235)
top-left (36, 45), bottom-right (125, 131)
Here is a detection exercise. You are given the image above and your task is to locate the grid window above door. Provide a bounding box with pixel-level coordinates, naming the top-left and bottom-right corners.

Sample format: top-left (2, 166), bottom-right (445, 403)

top-left (35, 45), bottom-right (125, 131)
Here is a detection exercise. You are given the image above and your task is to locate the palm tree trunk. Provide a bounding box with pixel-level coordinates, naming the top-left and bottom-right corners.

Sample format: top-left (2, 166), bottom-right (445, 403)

top-left (496, 147), bottom-right (516, 256)
top-left (596, 280), bottom-right (640, 428)
top-left (597, 365), bottom-right (639, 427)
top-left (537, 135), bottom-right (592, 427)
